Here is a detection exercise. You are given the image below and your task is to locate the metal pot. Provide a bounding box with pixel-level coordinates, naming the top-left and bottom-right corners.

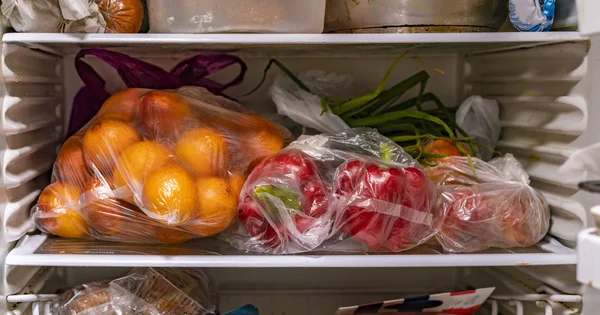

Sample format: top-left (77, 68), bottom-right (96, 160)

top-left (325, 0), bottom-right (509, 33)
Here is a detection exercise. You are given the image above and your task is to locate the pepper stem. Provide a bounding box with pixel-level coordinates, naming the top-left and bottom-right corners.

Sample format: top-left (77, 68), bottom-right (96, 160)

top-left (253, 185), bottom-right (301, 219)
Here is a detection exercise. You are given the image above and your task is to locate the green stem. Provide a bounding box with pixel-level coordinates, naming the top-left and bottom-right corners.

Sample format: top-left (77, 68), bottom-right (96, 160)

top-left (331, 51), bottom-right (411, 116)
top-left (242, 59), bottom-right (313, 97)
top-left (348, 110), bottom-right (456, 138)
top-left (253, 185), bottom-right (301, 219)
top-left (377, 123), bottom-right (420, 134)
top-left (388, 134), bottom-right (472, 143)
top-left (362, 71), bottom-right (430, 116)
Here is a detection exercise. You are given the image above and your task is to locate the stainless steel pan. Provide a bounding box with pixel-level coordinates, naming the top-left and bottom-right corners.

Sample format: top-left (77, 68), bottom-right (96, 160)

top-left (325, 0), bottom-right (509, 33)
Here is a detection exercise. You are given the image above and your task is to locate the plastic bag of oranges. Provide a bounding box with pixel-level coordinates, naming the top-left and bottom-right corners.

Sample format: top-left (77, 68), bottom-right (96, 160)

top-left (32, 86), bottom-right (289, 244)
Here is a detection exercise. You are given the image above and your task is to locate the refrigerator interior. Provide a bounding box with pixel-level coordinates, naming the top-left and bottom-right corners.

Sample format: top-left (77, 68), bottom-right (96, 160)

top-left (6, 265), bottom-right (584, 315)
top-left (1, 31), bottom-right (599, 315)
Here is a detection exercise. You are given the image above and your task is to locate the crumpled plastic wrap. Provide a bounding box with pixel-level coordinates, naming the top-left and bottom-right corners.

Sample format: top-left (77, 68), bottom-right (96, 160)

top-left (50, 267), bottom-right (216, 315)
top-left (428, 154), bottom-right (551, 253)
top-left (455, 96), bottom-right (500, 161)
top-left (226, 128), bottom-right (441, 254)
top-left (32, 86), bottom-right (289, 244)
top-left (1, 0), bottom-right (107, 33)
top-left (270, 70), bottom-right (351, 134)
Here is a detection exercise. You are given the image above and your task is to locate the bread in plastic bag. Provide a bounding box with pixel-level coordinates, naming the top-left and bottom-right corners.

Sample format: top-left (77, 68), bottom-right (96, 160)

top-left (33, 86), bottom-right (289, 244)
top-left (226, 128), bottom-right (440, 254)
top-left (455, 96), bottom-right (501, 161)
top-left (427, 154), bottom-right (551, 253)
top-left (50, 267), bottom-right (216, 315)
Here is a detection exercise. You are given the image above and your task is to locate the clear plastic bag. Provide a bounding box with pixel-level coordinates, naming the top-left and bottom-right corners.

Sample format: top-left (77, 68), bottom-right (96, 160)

top-left (558, 142), bottom-right (600, 182)
top-left (427, 154), bottom-right (551, 253)
top-left (2, 0), bottom-right (106, 33)
top-left (455, 96), bottom-right (501, 161)
top-left (70, 49), bottom-right (247, 137)
top-left (50, 267), bottom-right (216, 315)
top-left (226, 129), bottom-right (440, 254)
top-left (270, 70), bottom-right (351, 134)
top-left (33, 86), bottom-right (289, 244)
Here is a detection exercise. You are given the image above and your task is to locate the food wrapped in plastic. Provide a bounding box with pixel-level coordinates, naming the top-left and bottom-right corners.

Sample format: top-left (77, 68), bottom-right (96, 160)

top-left (33, 86), bottom-right (288, 244)
top-left (427, 154), bottom-right (551, 253)
top-left (50, 267), bottom-right (216, 315)
top-left (227, 129), bottom-right (440, 254)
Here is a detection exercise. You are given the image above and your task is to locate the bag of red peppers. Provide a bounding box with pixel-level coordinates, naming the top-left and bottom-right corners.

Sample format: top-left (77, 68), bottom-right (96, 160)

top-left (225, 129), bottom-right (442, 254)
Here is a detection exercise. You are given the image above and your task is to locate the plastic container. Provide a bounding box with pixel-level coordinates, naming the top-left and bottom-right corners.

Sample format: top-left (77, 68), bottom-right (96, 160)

top-left (324, 0), bottom-right (508, 33)
top-left (147, 0), bottom-right (326, 33)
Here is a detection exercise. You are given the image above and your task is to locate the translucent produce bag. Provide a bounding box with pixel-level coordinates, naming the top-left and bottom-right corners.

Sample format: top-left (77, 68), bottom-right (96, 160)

top-left (33, 86), bottom-right (289, 244)
top-left (1, 0), bottom-right (145, 33)
top-left (455, 96), bottom-right (501, 161)
top-left (50, 267), bottom-right (216, 315)
top-left (428, 154), bottom-right (551, 253)
top-left (227, 129), bottom-right (441, 254)
top-left (70, 49), bottom-right (247, 137)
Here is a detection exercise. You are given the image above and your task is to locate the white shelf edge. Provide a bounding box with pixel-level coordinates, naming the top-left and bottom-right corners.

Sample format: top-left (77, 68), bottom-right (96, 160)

top-left (2, 32), bottom-right (587, 45)
top-left (5, 252), bottom-right (577, 268)
top-left (5, 235), bottom-right (577, 268)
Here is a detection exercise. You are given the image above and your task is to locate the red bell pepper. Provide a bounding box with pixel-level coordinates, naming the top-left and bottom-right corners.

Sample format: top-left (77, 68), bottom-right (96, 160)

top-left (238, 149), bottom-right (330, 251)
top-left (335, 159), bottom-right (435, 252)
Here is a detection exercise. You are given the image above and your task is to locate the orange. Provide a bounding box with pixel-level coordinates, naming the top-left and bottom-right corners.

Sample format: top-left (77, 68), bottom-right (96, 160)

top-left (228, 171), bottom-right (246, 199)
top-left (155, 227), bottom-right (195, 244)
top-left (138, 91), bottom-right (192, 137)
top-left (107, 204), bottom-right (161, 242)
top-left (142, 163), bottom-right (198, 226)
top-left (81, 176), bottom-right (123, 235)
top-left (83, 118), bottom-right (142, 174)
top-left (238, 115), bottom-right (284, 162)
top-left (185, 177), bottom-right (237, 237)
top-left (113, 140), bottom-right (171, 190)
top-left (423, 139), bottom-right (469, 159)
top-left (55, 135), bottom-right (89, 188)
top-left (97, 88), bottom-right (149, 122)
top-left (175, 128), bottom-right (230, 177)
top-left (37, 182), bottom-right (89, 238)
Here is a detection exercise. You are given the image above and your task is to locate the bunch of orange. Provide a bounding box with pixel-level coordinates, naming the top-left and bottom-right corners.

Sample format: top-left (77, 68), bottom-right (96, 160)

top-left (35, 88), bottom-right (285, 243)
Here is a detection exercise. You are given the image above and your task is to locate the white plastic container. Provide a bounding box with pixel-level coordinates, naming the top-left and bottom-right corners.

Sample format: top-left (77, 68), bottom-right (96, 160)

top-left (146, 0), bottom-right (326, 33)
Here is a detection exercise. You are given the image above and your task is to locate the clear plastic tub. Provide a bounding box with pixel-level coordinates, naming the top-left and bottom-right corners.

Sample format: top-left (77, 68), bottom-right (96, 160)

top-left (147, 0), bottom-right (326, 33)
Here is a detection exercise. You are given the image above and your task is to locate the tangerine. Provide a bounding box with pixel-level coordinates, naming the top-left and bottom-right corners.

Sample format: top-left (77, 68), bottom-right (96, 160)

top-left (138, 91), bottom-right (192, 137)
top-left (185, 177), bottom-right (237, 237)
top-left (37, 182), bottom-right (89, 238)
top-left (97, 88), bottom-right (149, 122)
top-left (83, 118), bottom-right (141, 174)
top-left (113, 140), bottom-right (171, 190)
top-left (228, 171), bottom-right (246, 199)
top-left (155, 227), bottom-right (195, 244)
top-left (175, 128), bottom-right (230, 177)
top-left (55, 135), bottom-right (89, 188)
top-left (238, 115), bottom-right (284, 162)
top-left (142, 163), bottom-right (198, 226)
top-left (81, 176), bottom-right (123, 235)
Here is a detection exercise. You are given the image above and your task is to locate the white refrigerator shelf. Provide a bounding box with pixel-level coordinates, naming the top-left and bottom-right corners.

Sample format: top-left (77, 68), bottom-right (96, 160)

top-left (5, 234), bottom-right (577, 268)
top-left (1, 32), bottom-right (587, 55)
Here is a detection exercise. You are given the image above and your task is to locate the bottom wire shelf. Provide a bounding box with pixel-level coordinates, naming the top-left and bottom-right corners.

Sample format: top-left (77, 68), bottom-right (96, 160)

top-left (8, 292), bottom-right (583, 315)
